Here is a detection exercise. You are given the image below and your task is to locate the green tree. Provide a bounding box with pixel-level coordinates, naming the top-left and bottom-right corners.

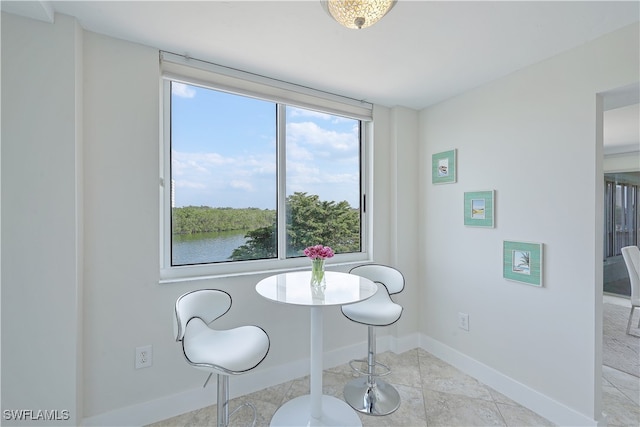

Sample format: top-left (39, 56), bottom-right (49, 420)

top-left (230, 192), bottom-right (360, 260)
top-left (230, 225), bottom-right (277, 260)
top-left (172, 206), bottom-right (275, 234)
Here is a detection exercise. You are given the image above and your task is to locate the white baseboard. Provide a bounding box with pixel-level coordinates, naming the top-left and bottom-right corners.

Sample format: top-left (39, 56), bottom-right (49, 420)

top-left (82, 335), bottom-right (412, 427)
top-left (419, 334), bottom-right (602, 427)
top-left (83, 332), bottom-right (599, 427)
top-left (82, 355), bottom-right (315, 427)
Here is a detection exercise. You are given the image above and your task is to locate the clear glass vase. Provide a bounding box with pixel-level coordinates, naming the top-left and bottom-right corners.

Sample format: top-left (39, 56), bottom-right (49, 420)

top-left (310, 258), bottom-right (326, 289)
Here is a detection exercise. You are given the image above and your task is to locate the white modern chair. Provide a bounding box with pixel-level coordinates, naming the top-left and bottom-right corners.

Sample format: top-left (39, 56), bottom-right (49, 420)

top-left (621, 245), bottom-right (640, 336)
top-left (342, 264), bottom-right (404, 416)
top-left (174, 289), bottom-right (270, 427)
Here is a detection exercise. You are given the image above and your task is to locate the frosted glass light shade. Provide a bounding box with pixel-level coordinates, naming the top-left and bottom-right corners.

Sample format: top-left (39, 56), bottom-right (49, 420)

top-left (323, 0), bottom-right (396, 29)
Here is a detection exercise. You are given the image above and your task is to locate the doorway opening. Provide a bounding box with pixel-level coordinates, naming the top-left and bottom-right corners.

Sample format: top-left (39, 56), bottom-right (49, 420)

top-left (603, 171), bottom-right (639, 296)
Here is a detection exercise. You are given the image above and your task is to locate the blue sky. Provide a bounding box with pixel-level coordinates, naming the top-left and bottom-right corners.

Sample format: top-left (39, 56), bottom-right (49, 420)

top-left (171, 82), bottom-right (360, 210)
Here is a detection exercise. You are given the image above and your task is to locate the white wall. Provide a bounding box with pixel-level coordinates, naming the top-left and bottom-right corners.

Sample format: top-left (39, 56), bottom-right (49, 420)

top-left (1, 12), bottom-right (83, 425)
top-left (79, 27), bottom-right (417, 424)
top-left (419, 22), bottom-right (639, 425)
top-left (388, 107), bottom-right (421, 341)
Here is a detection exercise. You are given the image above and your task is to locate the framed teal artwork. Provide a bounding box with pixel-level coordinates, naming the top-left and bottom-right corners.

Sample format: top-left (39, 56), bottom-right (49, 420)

top-left (432, 149), bottom-right (456, 184)
top-left (503, 241), bottom-right (543, 287)
top-left (464, 190), bottom-right (494, 227)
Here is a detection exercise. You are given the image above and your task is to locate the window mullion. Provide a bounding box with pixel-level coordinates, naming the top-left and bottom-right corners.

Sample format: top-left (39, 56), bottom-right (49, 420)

top-left (635, 185), bottom-right (639, 245)
top-left (162, 80), bottom-right (172, 269)
top-left (276, 104), bottom-right (287, 260)
top-left (608, 181), bottom-right (614, 257)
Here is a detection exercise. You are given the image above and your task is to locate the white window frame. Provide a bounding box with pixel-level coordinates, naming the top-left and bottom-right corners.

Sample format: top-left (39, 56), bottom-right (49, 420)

top-left (159, 52), bottom-right (373, 283)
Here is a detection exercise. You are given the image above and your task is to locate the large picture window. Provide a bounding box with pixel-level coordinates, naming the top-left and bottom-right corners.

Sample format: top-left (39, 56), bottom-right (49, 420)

top-left (604, 173), bottom-right (639, 258)
top-left (160, 54), bottom-right (371, 280)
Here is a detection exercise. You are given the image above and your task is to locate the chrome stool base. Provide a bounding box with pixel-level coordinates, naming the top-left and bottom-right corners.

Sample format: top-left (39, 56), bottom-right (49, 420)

top-left (212, 373), bottom-right (258, 427)
top-left (343, 376), bottom-right (401, 416)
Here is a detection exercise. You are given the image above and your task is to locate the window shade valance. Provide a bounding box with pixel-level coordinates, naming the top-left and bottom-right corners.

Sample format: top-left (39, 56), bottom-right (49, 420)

top-left (160, 51), bottom-right (373, 121)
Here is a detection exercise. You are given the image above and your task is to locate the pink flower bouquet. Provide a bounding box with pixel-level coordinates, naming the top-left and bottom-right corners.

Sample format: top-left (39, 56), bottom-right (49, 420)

top-left (304, 245), bottom-right (334, 287)
top-left (304, 245), bottom-right (335, 260)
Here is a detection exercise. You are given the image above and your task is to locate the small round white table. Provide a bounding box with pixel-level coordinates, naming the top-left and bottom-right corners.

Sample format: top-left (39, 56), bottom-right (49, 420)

top-left (256, 271), bottom-right (378, 427)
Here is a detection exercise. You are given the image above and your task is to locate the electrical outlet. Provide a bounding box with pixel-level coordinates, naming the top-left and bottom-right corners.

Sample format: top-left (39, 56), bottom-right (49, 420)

top-left (135, 345), bottom-right (153, 369)
top-left (458, 312), bottom-right (469, 331)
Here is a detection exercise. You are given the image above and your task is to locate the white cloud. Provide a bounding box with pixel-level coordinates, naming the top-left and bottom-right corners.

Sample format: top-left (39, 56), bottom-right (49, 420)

top-left (199, 152), bottom-right (234, 166)
top-left (287, 121), bottom-right (356, 154)
top-left (172, 82), bottom-right (196, 98)
top-left (230, 180), bottom-right (254, 191)
top-left (289, 108), bottom-right (332, 120)
top-left (176, 180), bottom-right (206, 189)
top-left (172, 151), bottom-right (235, 177)
top-left (171, 150), bottom-right (276, 204)
top-left (288, 108), bottom-right (353, 124)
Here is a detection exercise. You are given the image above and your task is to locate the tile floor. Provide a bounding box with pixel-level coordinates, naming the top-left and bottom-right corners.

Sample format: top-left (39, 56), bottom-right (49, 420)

top-left (602, 364), bottom-right (640, 427)
top-left (150, 348), bottom-right (565, 427)
top-left (151, 298), bottom-right (640, 426)
top-left (603, 294), bottom-right (640, 426)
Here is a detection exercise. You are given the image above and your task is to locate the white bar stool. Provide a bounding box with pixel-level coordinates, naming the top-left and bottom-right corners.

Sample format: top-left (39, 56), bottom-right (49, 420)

top-left (174, 289), bottom-right (270, 427)
top-left (342, 264), bottom-right (404, 416)
top-left (622, 246), bottom-right (640, 336)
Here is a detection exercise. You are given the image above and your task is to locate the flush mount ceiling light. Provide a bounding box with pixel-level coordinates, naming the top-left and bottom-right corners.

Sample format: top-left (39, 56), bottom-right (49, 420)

top-left (321, 0), bottom-right (397, 30)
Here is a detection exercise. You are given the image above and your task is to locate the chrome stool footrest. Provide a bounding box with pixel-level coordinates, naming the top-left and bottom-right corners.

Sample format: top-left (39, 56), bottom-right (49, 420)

top-left (348, 358), bottom-right (392, 377)
top-left (228, 402), bottom-right (258, 427)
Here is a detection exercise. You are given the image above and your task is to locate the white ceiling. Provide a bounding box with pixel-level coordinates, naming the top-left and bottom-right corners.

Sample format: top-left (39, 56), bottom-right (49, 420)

top-left (604, 103), bottom-right (640, 155)
top-left (3, 0), bottom-right (639, 152)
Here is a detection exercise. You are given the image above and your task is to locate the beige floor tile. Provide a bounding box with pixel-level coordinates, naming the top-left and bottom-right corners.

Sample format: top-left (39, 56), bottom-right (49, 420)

top-left (424, 389), bottom-right (506, 426)
top-left (497, 402), bottom-right (555, 427)
top-left (487, 388), bottom-right (519, 406)
top-left (603, 365), bottom-right (640, 392)
top-left (618, 386), bottom-right (640, 407)
top-left (602, 384), bottom-right (640, 427)
top-left (148, 347), bottom-right (640, 427)
top-left (244, 380), bottom-right (295, 408)
top-left (419, 352), bottom-right (494, 401)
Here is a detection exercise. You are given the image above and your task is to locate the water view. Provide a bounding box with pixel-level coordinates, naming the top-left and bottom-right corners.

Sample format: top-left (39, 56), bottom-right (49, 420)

top-left (172, 231), bottom-right (247, 265)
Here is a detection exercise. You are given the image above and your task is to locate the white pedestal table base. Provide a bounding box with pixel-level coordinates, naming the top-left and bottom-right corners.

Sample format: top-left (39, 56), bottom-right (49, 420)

top-left (270, 306), bottom-right (362, 427)
top-left (255, 272), bottom-right (376, 427)
top-left (269, 395), bottom-right (361, 427)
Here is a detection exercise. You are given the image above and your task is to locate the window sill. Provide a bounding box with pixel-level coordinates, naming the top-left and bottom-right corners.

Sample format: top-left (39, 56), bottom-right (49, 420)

top-left (158, 256), bottom-right (372, 285)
